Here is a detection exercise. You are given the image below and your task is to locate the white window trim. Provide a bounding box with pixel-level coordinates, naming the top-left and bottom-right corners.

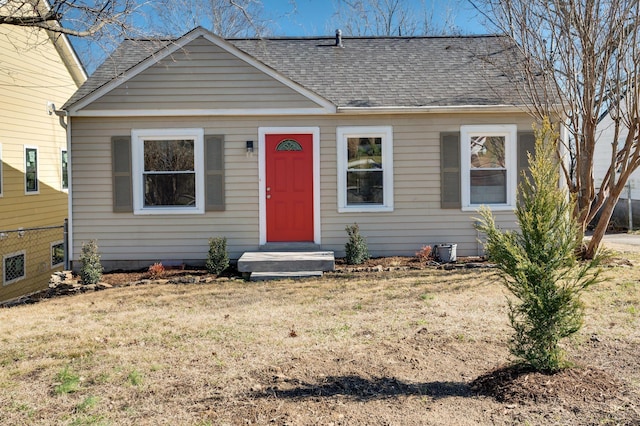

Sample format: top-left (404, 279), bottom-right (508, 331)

top-left (51, 240), bottom-right (64, 269)
top-left (3, 250), bottom-right (26, 286)
top-left (337, 126), bottom-right (394, 213)
top-left (131, 128), bottom-right (205, 215)
top-left (24, 145), bottom-right (39, 195)
top-left (460, 124), bottom-right (517, 211)
top-left (61, 149), bottom-right (68, 192)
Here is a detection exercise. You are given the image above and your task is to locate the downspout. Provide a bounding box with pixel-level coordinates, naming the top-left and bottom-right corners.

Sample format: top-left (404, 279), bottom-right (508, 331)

top-left (50, 104), bottom-right (72, 270)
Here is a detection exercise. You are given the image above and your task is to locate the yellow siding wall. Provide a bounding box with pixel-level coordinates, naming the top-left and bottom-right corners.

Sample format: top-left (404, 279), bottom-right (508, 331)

top-left (70, 113), bottom-right (534, 270)
top-left (0, 25), bottom-right (81, 301)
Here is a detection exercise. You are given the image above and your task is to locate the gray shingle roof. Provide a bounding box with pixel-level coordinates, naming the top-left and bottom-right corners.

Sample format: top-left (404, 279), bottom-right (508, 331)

top-left (64, 31), bottom-right (529, 110)
top-left (233, 36), bottom-right (525, 108)
top-left (63, 38), bottom-right (173, 108)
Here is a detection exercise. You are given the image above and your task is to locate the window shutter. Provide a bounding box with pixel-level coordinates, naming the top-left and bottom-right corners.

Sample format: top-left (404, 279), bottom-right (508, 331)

top-left (441, 132), bottom-right (461, 209)
top-left (517, 131), bottom-right (536, 188)
top-left (112, 136), bottom-right (132, 212)
top-left (205, 135), bottom-right (225, 211)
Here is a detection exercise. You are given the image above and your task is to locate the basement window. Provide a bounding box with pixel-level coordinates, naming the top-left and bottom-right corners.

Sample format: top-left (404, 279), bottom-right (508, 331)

top-left (51, 241), bottom-right (64, 268)
top-left (4, 251), bottom-right (26, 285)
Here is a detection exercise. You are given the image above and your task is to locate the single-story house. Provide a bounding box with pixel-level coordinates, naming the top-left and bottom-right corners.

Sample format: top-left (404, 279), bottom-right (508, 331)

top-left (62, 27), bottom-right (538, 271)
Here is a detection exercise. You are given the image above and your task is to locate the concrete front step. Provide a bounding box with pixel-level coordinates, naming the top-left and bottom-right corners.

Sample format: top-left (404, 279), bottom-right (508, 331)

top-left (249, 271), bottom-right (324, 281)
top-left (237, 251), bottom-right (335, 274)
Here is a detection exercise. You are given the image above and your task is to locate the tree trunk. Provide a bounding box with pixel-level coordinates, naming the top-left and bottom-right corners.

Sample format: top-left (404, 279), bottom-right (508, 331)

top-left (586, 201), bottom-right (614, 259)
top-left (585, 182), bottom-right (625, 259)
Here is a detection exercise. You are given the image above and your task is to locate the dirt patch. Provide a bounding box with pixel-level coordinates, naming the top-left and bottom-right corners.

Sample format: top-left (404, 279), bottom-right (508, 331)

top-left (472, 364), bottom-right (623, 404)
top-left (96, 256), bottom-right (483, 286)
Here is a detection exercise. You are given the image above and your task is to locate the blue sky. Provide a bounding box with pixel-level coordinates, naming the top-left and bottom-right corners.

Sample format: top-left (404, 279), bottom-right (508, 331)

top-left (264, 0), bottom-right (487, 36)
top-left (74, 0), bottom-right (489, 73)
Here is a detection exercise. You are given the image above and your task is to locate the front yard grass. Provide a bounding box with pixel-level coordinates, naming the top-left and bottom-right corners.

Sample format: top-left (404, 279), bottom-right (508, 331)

top-left (0, 253), bottom-right (638, 425)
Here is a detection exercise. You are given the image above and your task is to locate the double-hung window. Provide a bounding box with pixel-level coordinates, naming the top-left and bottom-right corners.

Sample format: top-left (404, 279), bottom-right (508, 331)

top-left (131, 128), bottom-right (204, 214)
top-left (25, 146), bottom-right (38, 193)
top-left (461, 125), bottom-right (517, 210)
top-left (337, 126), bottom-right (394, 212)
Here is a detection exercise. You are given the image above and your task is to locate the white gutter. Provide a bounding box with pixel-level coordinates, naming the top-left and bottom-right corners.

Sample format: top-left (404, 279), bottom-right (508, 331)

top-left (68, 107), bottom-right (334, 117)
top-left (337, 105), bottom-right (530, 114)
top-left (68, 104), bottom-right (531, 118)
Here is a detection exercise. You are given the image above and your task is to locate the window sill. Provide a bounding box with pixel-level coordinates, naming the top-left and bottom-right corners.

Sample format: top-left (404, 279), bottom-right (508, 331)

top-left (134, 207), bottom-right (205, 215)
top-left (338, 205), bottom-right (394, 213)
top-left (3, 277), bottom-right (23, 286)
top-left (461, 205), bottom-right (515, 212)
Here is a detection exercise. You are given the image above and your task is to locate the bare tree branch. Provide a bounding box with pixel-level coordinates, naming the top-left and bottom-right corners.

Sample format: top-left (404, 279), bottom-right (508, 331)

top-left (332, 0), bottom-right (461, 36)
top-left (146, 0), bottom-right (273, 38)
top-left (472, 0), bottom-right (640, 258)
top-left (0, 0), bottom-right (142, 38)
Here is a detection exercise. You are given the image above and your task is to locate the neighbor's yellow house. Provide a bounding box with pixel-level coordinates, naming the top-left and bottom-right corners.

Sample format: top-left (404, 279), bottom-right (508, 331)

top-left (0, 23), bottom-right (86, 301)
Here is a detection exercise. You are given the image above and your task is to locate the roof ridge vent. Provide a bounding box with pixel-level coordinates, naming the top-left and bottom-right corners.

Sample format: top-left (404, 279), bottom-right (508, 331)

top-left (335, 29), bottom-right (344, 48)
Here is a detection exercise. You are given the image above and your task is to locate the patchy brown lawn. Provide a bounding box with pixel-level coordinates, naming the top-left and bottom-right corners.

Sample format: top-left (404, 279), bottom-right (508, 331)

top-left (0, 251), bottom-right (639, 425)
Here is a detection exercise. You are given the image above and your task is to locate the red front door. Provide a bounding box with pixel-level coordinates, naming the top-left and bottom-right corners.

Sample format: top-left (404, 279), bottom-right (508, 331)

top-left (265, 133), bottom-right (314, 242)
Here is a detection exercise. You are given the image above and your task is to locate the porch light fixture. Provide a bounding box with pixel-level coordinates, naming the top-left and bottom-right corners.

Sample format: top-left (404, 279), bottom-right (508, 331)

top-left (246, 140), bottom-right (254, 153)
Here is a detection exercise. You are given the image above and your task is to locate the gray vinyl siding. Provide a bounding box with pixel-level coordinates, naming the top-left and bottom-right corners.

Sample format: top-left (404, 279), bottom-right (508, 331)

top-left (85, 37), bottom-right (321, 111)
top-left (70, 113), bottom-right (533, 270)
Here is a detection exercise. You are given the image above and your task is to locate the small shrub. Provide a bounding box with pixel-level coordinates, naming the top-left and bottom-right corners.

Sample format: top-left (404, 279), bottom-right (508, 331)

top-left (206, 237), bottom-right (229, 275)
top-left (79, 240), bottom-right (102, 285)
top-left (476, 118), bottom-right (602, 372)
top-left (147, 262), bottom-right (165, 279)
top-left (415, 245), bottom-right (434, 262)
top-left (345, 223), bottom-right (369, 265)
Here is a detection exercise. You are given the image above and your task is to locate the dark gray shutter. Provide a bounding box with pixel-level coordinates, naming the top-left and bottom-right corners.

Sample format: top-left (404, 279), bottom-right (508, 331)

top-left (441, 132), bottom-right (461, 209)
top-left (205, 135), bottom-right (225, 211)
top-left (112, 136), bottom-right (132, 212)
top-left (517, 131), bottom-right (536, 188)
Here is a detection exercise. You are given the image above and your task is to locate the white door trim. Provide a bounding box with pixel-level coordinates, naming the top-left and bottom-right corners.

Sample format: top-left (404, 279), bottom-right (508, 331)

top-left (258, 127), bottom-right (321, 245)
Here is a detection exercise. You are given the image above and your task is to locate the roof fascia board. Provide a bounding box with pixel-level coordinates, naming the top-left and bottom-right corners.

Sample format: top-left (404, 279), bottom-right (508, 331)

top-left (68, 28), bottom-right (207, 113)
top-left (71, 104), bottom-right (540, 117)
top-left (48, 30), bottom-right (88, 86)
top-left (38, 0), bottom-right (87, 85)
top-left (71, 107), bottom-right (333, 117)
top-left (68, 27), bottom-right (336, 114)
top-left (337, 105), bottom-right (531, 114)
